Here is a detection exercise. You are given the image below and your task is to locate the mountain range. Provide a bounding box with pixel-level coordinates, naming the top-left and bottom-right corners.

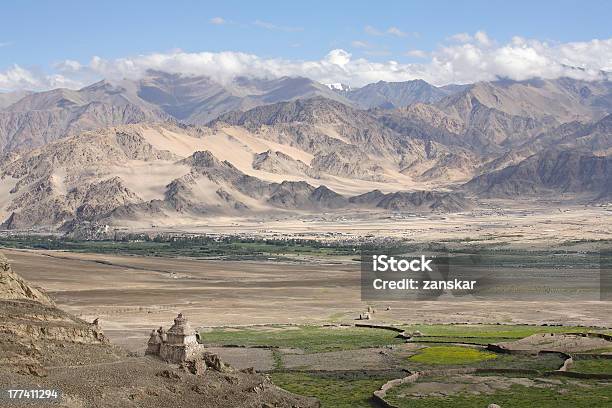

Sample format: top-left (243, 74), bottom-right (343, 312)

top-left (0, 73), bottom-right (610, 231)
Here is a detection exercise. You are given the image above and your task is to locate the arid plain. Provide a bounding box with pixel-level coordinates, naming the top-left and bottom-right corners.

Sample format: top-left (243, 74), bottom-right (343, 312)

top-left (3, 202), bottom-right (610, 353)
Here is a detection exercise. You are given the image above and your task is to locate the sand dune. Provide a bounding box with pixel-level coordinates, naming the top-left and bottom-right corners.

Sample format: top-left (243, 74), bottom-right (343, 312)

top-left (140, 124), bottom-right (430, 196)
top-left (107, 161), bottom-right (191, 201)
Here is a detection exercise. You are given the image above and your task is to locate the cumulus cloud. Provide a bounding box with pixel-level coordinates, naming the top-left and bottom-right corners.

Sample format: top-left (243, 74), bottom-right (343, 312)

top-left (449, 31), bottom-right (492, 47)
top-left (209, 17), bottom-right (226, 25)
top-left (1, 32), bottom-right (611, 91)
top-left (449, 33), bottom-right (472, 43)
top-left (386, 27), bottom-right (407, 37)
top-left (474, 31), bottom-right (493, 47)
top-left (0, 64), bottom-right (82, 91)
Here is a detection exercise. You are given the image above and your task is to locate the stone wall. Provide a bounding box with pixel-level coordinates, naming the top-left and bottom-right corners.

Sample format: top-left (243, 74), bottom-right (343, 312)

top-left (158, 343), bottom-right (206, 364)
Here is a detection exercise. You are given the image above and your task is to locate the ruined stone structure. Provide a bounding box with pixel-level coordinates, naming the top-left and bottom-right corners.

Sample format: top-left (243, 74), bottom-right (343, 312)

top-left (146, 313), bottom-right (205, 364)
top-left (358, 312), bottom-right (371, 320)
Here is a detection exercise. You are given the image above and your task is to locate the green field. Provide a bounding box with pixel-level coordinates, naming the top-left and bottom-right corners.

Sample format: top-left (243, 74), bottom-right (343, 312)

top-left (202, 325), bottom-right (404, 353)
top-left (406, 348), bottom-right (565, 372)
top-left (0, 235), bottom-right (363, 261)
top-left (271, 372), bottom-right (398, 408)
top-left (201, 324), bottom-right (611, 407)
top-left (385, 381), bottom-right (612, 408)
top-left (571, 359), bottom-right (612, 374)
top-left (1, 235), bottom-right (608, 267)
top-left (408, 345), bottom-right (498, 365)
top-left (204, 325), bottom-right (408, 406)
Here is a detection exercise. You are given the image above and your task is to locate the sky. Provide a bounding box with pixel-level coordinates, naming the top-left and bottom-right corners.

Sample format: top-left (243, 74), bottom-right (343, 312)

top-left (1, 0), bottom-right (611, 91)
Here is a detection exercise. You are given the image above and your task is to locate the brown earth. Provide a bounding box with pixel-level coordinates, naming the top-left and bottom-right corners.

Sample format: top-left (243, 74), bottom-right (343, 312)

top-left (2, 248), bottom-right (610, 355)
top-left (0, 252), bottom-right (319, 408)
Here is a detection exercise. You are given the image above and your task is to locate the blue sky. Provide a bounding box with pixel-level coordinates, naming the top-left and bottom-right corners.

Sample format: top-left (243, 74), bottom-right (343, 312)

top-left (1, 0), bottom-right (611, 90)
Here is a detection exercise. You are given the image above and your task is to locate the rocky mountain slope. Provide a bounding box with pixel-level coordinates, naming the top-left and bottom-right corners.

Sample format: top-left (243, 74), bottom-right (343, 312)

top-left (212, 97), bottom-right (477, 183)
top-left (437, 78), bottom-right (612, 122)
top-left (350, 189), bottom-right (473, 212)
top-left (464, 112), bottom-right (612, 199)
top-left (0, 252), bottom-right (318, 407)
top-left (378, 78), bottom-right (612, 153)
top-left (0, 75), bottom-right (610, 231)
top-left (339, 79), bottom-right (456, 109)
top-left (0, 72), bottom-right (349, 155)
top-left (0, 90), bottom-right (32, 109)
top-left (137, 71), bottom-right (350, 124)
top-left (465, 147), bottom-right (611, 198)
top-left (3, 74), bottom-right (610, 159)
top-left (0, 80), bottom-right (170, 154)
top-left (0, 122), bottom-right (475, 231)
top-left (522, 113), bottom-right (612, 154)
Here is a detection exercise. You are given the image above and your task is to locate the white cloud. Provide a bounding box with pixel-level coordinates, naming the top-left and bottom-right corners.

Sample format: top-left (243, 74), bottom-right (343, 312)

top-left (351, 40), bottom-right (370, 49)
top-left (387, 27), bottom-right (407, 37)
top-left (364, 25), bottom-right (383, 36)
top-left (253, 20), bottom-right (303, 32)
top-left (209, 17), bottom-right (226, 25)
top-left (406, 49), bottom-right (428, 58)
top-left (0, 65), bottom-right (40, 89)
top-left (1, 32), bottom-right (611, 91)
top-left (0, 64), bottom-right (82, 91)
top-left (365, 25), bottom-right (413, 38)
top-left (0, 41), bottom-right (12, 48)
top-left (57, 59), bottom-right (82, 71)
top-left (325, 49), bottom-right (351, 66)
top-left (449, 33), bottom-right (472, 43)
top-left (474, 30), bottom-right (493, 47)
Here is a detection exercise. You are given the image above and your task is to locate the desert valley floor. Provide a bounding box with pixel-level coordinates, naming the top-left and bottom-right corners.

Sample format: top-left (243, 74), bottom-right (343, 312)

top-left (5, 247), bottom-right (609, 345)
top-left (1, 204), bottom-right (611, 407)
top-left (3, 202), bottom-right (611, 350)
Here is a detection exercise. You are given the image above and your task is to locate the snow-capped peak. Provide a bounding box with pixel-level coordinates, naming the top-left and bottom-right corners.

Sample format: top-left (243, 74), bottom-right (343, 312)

top-left (324, 83), bottom-right (351, 91)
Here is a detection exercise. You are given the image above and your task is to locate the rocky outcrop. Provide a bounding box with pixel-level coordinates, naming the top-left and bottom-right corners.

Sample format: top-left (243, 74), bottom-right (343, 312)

top-left (375, 191), bottom-right (473, 212)
top-left (0, 126), bottom-right (178, 229)
top-left (348, 190), bottom-right (473, 212)
top-left (311, 151), bottom-right (388, 181)
top-left (348, 189), bottom-right (386, 205)
top-left (1, 175), bottom-right (144, 229)
top-left (0, 253), bottom-right (53, 306)
top-left (310, 185), bottom-right (348, 208)
top-left (465, 147), bottom-right (611, 198)
top-left (252, 150), bottom-right (318, 178)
